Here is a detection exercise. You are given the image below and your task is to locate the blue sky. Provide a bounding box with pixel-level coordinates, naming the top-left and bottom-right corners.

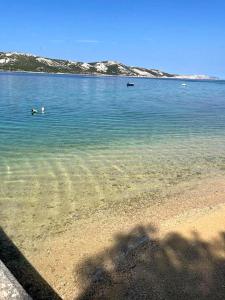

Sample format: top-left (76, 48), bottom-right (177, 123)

top-left (1, 0), bottom-right (225, 77)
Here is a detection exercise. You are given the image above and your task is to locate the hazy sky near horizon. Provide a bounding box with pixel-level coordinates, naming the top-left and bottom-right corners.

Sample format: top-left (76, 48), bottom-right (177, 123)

top-left (1, 0), bottom-right (225, 77)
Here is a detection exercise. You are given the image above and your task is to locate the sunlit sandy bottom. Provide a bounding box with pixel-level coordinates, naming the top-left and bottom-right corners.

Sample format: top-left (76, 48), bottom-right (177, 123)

top-left (1, 135), bottom-right (225, 251)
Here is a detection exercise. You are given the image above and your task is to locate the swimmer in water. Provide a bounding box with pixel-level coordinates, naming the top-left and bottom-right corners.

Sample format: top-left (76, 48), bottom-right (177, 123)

top-left (31, 108), bottom-right (38, 114)
top-left (41, 106), bottom-right (45, 113)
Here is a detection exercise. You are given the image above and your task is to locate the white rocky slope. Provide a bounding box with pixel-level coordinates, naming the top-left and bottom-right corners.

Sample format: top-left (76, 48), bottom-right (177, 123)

top-left (0, 52), bottom-right (216, 79)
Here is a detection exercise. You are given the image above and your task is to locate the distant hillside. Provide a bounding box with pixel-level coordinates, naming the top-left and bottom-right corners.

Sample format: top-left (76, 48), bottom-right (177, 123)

top-left (0, 52), bottom-right (216, 79)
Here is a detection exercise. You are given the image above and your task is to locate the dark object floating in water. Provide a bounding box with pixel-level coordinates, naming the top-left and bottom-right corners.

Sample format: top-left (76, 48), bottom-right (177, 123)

top-left (127, 82), bottom-right (134, 87)
top-left (31, 108), bottom-right (38, 115)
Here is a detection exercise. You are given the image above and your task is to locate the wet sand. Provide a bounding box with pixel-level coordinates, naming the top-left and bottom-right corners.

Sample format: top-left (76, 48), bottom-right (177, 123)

top-left (25, 175), bottom-right (225, 299)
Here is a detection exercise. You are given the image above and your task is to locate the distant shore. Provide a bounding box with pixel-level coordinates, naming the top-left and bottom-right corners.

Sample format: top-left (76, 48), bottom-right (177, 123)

top-left (0, 69), bottom-right (220, 80)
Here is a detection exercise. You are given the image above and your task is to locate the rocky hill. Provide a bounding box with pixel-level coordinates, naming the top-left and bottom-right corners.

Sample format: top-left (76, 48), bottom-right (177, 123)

top-left (0, 52), bottom-right (215, 79)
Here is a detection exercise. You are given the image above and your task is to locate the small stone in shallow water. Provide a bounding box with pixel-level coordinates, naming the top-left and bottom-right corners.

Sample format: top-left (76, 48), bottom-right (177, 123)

top-left (72, 214), bottom-right (80, 220)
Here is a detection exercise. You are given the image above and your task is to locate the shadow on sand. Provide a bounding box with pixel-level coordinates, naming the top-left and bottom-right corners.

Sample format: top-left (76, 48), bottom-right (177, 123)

top-left (76, 225), bottom-right (225, 300)
top-left (0, 227), bottom-right (61, 299)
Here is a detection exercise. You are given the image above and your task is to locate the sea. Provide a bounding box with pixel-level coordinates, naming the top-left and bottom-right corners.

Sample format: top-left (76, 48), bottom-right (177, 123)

top-left (1, 72), bottom-right (225, 249)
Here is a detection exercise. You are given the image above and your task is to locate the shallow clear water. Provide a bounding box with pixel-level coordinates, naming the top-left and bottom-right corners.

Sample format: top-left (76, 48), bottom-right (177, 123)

top-left (1, 72), bottom-right (225, 247)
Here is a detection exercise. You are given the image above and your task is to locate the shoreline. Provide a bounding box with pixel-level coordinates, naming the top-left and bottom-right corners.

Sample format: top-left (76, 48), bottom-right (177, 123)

top-left (0, 69), bottom-right (220, 81)
top-left (25, 175), bottom-right (225, 299)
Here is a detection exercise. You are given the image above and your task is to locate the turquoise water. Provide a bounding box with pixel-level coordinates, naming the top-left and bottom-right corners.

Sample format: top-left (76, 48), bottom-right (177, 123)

top-left (1, 72), bottom-right (225, 247)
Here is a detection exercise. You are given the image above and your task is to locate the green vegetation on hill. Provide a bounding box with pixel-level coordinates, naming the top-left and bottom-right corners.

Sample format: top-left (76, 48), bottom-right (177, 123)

top-left (0, 52), bottom-right (176, 77)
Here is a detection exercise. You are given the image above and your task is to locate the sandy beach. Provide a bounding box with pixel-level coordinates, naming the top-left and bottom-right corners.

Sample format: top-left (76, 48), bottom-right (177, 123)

top-left (24, 175), bottom-right (225, 299)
